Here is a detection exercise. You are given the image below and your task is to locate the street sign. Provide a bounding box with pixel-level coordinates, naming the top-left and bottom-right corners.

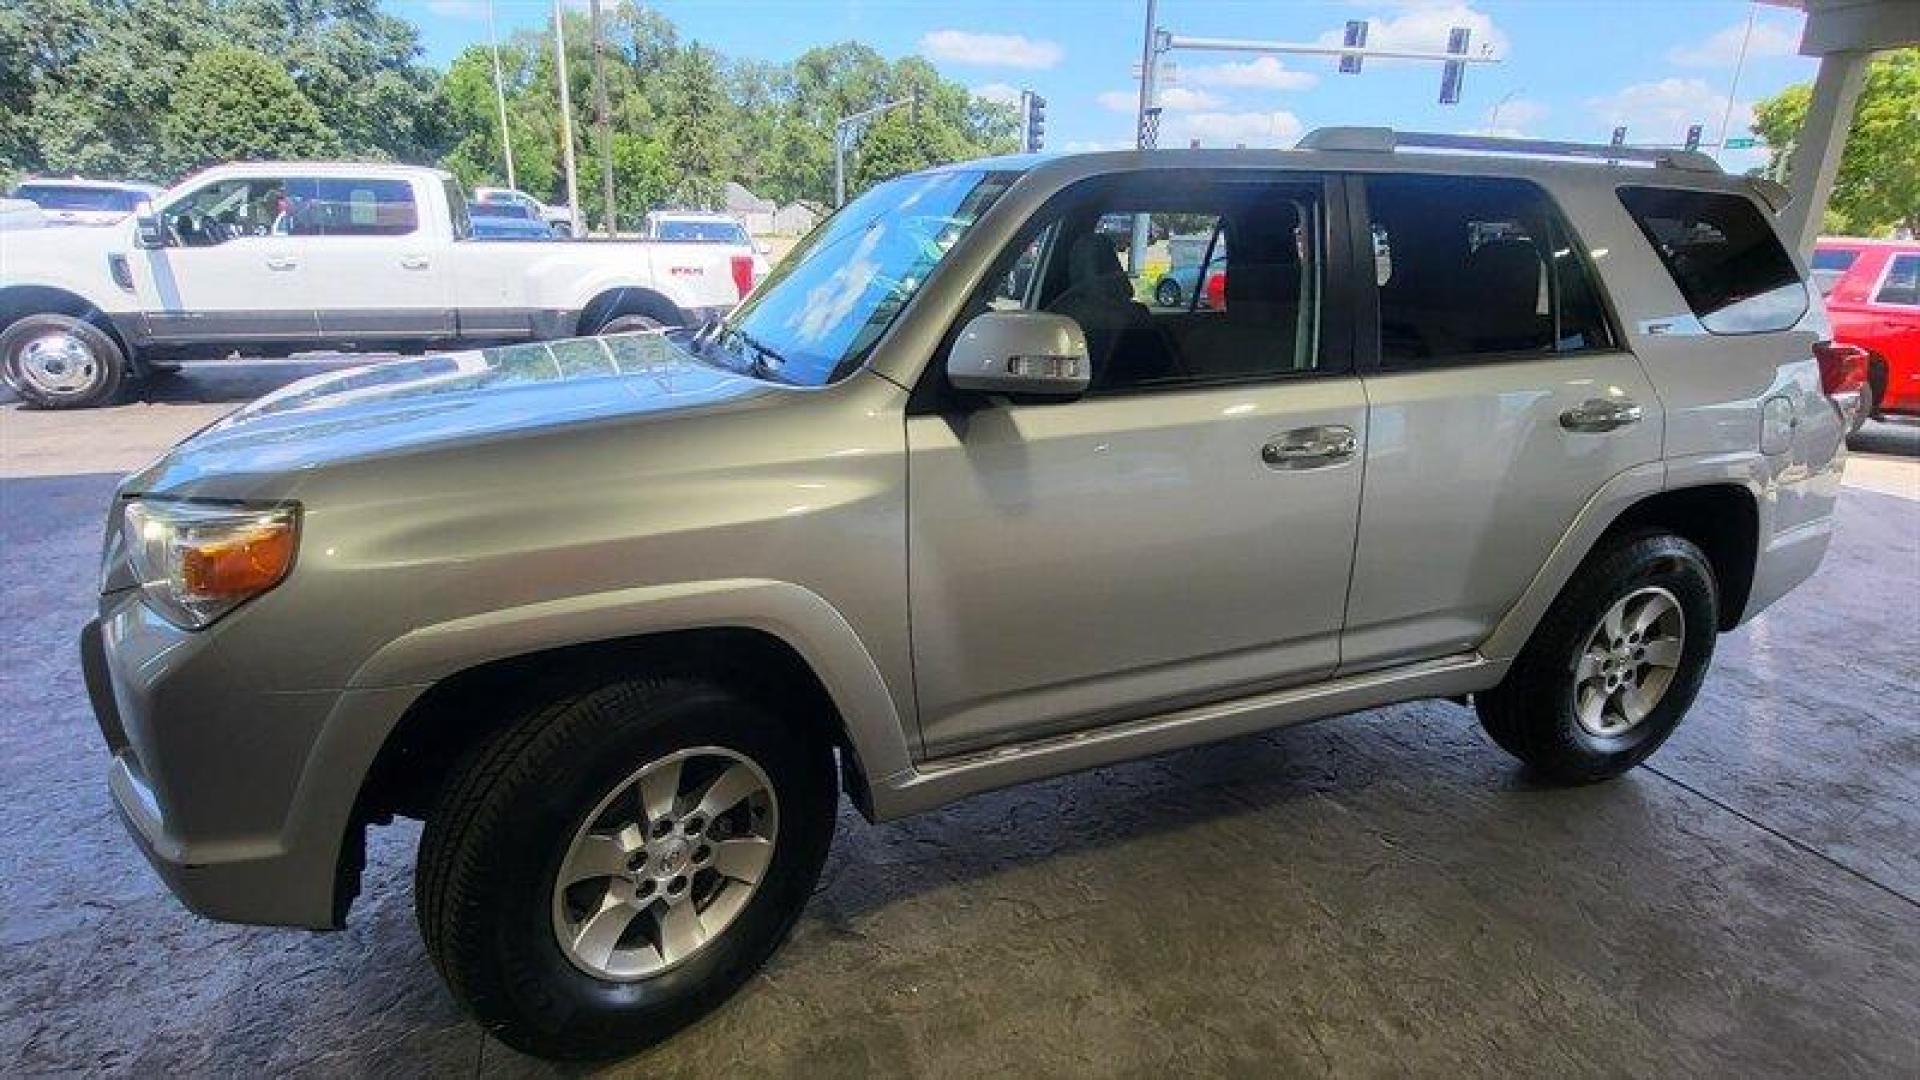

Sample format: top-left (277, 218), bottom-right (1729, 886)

top-left (1724, 136), bottom-right (1759, 149)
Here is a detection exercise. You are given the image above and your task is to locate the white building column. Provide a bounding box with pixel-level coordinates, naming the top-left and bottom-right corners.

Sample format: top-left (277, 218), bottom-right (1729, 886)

top-left (1781, 49), bottom-right (1871, 256)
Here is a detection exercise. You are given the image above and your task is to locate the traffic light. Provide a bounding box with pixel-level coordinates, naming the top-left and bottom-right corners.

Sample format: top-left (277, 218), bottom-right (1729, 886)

top-left (1339, 20), bottom-right (1368, 74)
top-left (1438, 27), bottom-right (1469, 105)
top-left (1684, 124), bottom-right (1702, 151)
top-left (1025, 93), bottom-right (1047, 152)
top-left (1611, 126), bottom-right (1628, 146)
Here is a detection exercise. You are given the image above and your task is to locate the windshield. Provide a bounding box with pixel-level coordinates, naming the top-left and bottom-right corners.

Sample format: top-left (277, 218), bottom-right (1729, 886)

top-left (17, 184), bottom-right (143, 211)
top-left (704, 169), bottom-right (1010, 386)
top-left (657, 219), bottom-right (749, 244)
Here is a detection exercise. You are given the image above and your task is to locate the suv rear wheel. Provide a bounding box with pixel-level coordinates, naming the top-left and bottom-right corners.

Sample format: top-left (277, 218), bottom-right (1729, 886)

top-left (1476, 531), bottom-right (1717, 783)
top-left (416, 675), bottom-right (837, 1060)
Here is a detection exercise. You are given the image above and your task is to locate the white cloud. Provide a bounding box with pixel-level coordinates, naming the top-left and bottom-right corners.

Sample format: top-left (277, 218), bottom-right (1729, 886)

top-left (1165, 110), bottom-right (1305, 149)
top-left (1586, 77), bottom-right (1766, 169)
top-left (920, 29), bottom-right (1062, 70)
top-left (1183, 56), bottom-right (1318, 91)
top-left (971, 82), bottom-right (1021, 106)
top-left (1318, 3), bottom-right (1508, 62)
top-left (1587, 77), bottom-right (1744, 144)
top-left (1480, 96), bottom-right (1547, 134)
top-left (1667, 19), bottom-right (1799, 68)
top-left (1099, 86), bottom-right (1225, 114)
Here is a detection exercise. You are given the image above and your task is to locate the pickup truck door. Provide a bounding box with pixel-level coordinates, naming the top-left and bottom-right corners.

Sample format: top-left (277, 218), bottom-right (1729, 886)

top-left (1338, 174), bottom-right (1663, 673)
top-left (905, 173), bottom-right (1366, 758)
top-left (284, 176), bottom-right (454, 342)
top-left (131, 174), bottom-right (320, 344)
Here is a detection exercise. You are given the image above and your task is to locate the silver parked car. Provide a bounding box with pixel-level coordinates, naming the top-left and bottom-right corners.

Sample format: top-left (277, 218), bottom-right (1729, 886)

top-left (83, 130), bottom-right (1851, 1060)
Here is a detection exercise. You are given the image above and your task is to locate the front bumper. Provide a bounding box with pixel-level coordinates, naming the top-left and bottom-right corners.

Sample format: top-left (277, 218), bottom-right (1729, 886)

top-left (82, 605), bottom-right (376, 929)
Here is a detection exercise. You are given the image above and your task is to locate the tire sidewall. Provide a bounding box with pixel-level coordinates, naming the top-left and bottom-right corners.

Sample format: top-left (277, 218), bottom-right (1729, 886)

top-left (455, 683), bottom-right (834, 1054)
top-left (594, 313), bottom-right (666, 336)
top-left (1155, 279), bottom-right (1181, 307)
top-left (1539, 536), bottom-right (1718, 771)
top-left (1, 314), bottom-right (124, 409)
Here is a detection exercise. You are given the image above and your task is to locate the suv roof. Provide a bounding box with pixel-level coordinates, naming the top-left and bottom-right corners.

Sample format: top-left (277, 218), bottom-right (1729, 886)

top-left (941, 127), bottom-right (1767, 201)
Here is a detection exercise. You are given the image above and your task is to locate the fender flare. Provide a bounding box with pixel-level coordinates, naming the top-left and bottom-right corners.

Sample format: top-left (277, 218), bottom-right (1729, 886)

top-left (1481, 455), bottom-right (1772, 660)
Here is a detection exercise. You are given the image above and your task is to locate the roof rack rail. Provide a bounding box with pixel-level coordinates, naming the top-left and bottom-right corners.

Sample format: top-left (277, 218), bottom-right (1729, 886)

top-left (1297, 126), bottom-right (1723, 174)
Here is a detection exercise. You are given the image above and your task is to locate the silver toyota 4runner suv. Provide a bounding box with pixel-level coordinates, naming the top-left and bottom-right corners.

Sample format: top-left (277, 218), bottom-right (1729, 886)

top-left (83, 129), bottom-right (1853, 1059)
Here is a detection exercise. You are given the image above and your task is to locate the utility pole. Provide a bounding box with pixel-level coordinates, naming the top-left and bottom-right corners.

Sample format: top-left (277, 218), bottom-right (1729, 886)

top-left (1716, 3), bottom-right (1759, 154)
top-left (833, 94), bottom-right (920, 207)
top-left (1129, 0), bottom-right (1161, 277)
top-left (551, 0), bottom-right (582, 238)
top-left (485, 0), bottom-right (515, 189)
top-left (588, 0), bottom-right (616, 236)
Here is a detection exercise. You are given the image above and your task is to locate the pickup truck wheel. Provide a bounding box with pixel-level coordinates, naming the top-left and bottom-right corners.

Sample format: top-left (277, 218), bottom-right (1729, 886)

top-left (1154, 278), bottom-right (1182, 307)
top-left (1, 314), bottom-right (125, 409)
top-left (594, 314), bottom-right (665, 336)
top-left (1476, 531), bottom-right (1717, 783)
top-left (416, 675), bottom-right (836, 1060)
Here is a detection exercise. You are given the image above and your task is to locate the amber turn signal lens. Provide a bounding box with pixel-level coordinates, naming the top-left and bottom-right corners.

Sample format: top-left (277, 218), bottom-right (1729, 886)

top-left (179, 520), bottom-right (298, 597)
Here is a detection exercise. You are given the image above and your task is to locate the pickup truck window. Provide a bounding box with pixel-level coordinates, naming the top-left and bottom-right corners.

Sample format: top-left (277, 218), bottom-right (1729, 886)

top-left (285, 178), bottom-right (419, 237)
top-left (657, 220), bottom-right (749, 244)
top-left (166, 176), bottom-right (288, 245)
top-left (709, 169), bottom-right (1010, 386)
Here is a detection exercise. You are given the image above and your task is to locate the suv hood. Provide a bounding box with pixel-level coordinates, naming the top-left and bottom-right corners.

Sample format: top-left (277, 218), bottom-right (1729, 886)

top-left (124, 333), bottom-right (776, 494)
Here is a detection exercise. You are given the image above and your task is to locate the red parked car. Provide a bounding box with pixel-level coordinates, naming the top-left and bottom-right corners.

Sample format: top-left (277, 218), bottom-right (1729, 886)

top-left (1813, 238), bottom-right (1920, 429)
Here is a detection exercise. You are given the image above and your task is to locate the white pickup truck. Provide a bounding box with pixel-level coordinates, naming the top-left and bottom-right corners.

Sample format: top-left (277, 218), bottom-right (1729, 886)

top-left (0, 162), bottom-right (760, 407)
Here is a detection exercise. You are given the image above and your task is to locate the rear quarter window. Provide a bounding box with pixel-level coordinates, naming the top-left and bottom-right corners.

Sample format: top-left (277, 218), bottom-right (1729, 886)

top-left (1617, 186), bottom-right (1807, 334)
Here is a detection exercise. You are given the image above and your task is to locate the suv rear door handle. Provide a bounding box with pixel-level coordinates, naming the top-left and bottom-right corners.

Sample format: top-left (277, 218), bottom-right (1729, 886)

top-left (400, 255), bottom-right (431, 270)
top-left (1261, 426), bottom-right (1358, 470)
top-left (1559, 398), bottom-right (1643, 433)
top-left (265, 256), bottom-right (298, 271)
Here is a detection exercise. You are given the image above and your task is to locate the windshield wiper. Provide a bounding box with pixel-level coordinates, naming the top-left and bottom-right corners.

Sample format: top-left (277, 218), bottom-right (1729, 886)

top-left (698, 316), bottom-right (791, 382)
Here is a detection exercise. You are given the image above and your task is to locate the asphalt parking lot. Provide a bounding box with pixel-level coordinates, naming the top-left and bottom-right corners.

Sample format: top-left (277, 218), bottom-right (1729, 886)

top-left (2, 361), bottom-right (1917, 1077)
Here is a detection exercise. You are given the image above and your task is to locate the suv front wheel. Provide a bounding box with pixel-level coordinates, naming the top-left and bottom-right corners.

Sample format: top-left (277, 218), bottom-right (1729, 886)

top-left (416, 675), bottom-right (837, 1060)
top-left (1476, 531), bottom-right (1718, 783)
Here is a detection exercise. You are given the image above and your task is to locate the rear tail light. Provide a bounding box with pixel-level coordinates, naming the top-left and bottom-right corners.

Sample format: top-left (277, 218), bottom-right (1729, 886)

top-left (1813, 340), bottom-right (1869, 397)
top-left (729, 254), bottom-right (755, 300)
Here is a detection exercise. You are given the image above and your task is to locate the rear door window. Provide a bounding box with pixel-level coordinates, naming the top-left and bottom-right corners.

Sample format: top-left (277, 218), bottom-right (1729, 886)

top-left (1873, 254), bottom-right (1920, 307)
top-left (1364, 174), bottom-right (1615, 368)
top-left (1617, 187), bottom-right (1806, 334)
top-left (285, 178), bottom-right (419, 237)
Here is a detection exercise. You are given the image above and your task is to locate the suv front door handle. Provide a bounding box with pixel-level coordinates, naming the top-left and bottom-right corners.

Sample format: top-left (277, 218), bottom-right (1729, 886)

top-left (1559, 398), bottom-right (1644, 433)
top-left (400, 255), bottom-right (431, 270)
top-left (265, 256), bottom-right (298, 271)
top-left (1261, 425), bottom-right (1358, 470)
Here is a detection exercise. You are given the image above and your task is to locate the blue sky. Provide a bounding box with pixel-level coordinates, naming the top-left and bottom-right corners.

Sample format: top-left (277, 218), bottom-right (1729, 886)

top-left (387, 0), bottom-right (1816, 172)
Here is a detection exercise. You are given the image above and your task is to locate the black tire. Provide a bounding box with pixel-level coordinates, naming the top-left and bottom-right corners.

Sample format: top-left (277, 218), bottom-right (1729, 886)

top-left (416, 675), bottom-right (837, 1060)
top-left (594, 313), bottom-right (666, 336)
top-left (1155, 278), bottom-right (1182, 307)
top-left (0, 313), bottom-right (126, 409)
top-left (1476, 531), bottom-right (1718, 783)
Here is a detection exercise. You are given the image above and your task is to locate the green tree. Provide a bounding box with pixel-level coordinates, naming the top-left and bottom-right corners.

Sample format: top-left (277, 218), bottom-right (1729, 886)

top-left (578, 132), bottom-right (671, 228)
top-left (658, 44), bottom-right (736, 206)
top-left (161, 46), bottom-right (340, 172)
top-left (1754, 48), bottom-right (1920, 235)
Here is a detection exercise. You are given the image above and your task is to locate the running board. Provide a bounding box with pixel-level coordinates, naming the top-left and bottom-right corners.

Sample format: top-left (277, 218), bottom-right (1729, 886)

top-left (869, 652), bottom-right (1505, 820)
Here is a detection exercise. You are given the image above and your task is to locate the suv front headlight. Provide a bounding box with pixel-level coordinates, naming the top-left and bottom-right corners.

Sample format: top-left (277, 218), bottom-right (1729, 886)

top-left (122, 500), bottom-right (300, 629)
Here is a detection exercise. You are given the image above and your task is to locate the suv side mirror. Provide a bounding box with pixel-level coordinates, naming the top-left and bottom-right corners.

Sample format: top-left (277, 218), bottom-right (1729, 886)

top-left (132, 201), bottom-right (166, 249)
top-left (947, 310), bottom-right (1091, 398)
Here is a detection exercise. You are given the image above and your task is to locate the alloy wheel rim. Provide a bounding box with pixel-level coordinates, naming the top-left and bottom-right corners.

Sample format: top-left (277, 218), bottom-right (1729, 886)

top-left (551, 746), bottom-right (779, 981)
top-left (17, 332), bottom-right (98, 395)
top-left (1573, 585), bottom-right (1686, 738)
